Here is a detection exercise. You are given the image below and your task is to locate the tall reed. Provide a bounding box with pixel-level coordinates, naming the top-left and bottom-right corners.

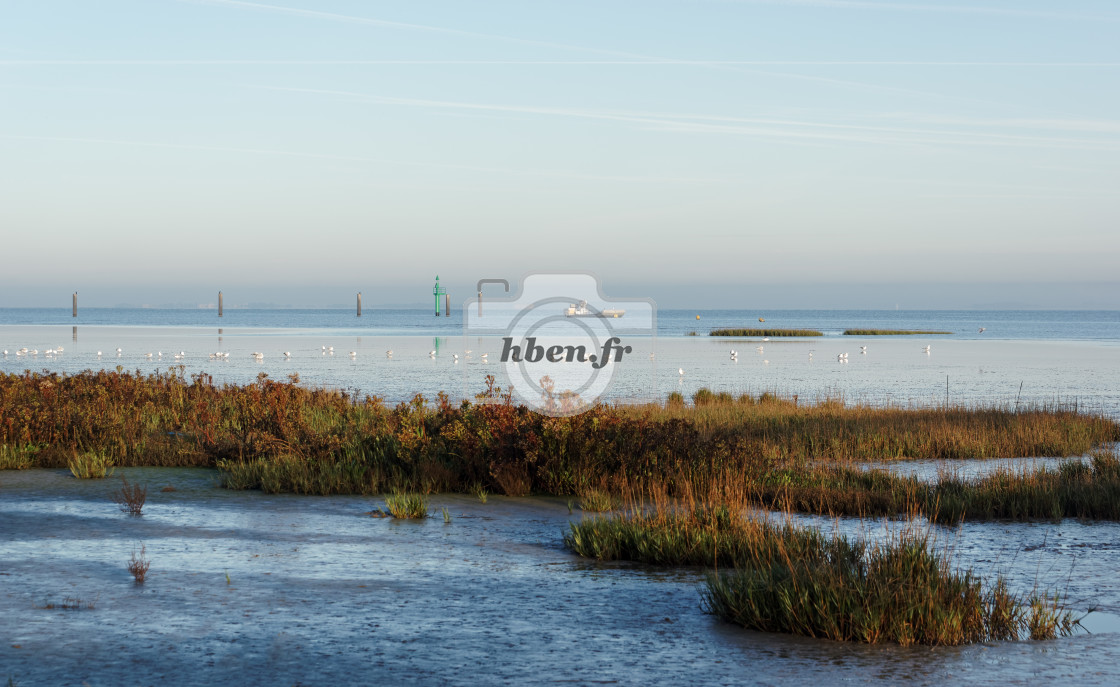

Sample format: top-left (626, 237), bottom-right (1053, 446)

top-left (0, 444), bottom-right (38, 470)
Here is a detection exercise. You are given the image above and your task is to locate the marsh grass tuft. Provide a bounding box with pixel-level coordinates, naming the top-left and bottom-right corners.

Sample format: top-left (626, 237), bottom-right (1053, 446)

top-left (128, 545), bottom-right (151, 584)
top-left (67, 449), bottom-right (114, 479)
top-left (566, 506), bottom-right (1084, 645)
top-left (692, 389), bottom-right (735, 406)
top-left (701, 535), bottom-right (1081, 645)
top-left (441, 506), bottom-right (451, 523)
top-left (1026, 592), bottom-right (1083, 640)
top-left (385, 492), bottom-right (428, 519)
top-left (113, 476), bottom-right (148, 515)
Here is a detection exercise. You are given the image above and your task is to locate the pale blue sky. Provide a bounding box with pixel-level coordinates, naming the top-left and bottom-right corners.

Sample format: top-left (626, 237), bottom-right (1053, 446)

top-left (1, 0), bottom-right (1118, 308)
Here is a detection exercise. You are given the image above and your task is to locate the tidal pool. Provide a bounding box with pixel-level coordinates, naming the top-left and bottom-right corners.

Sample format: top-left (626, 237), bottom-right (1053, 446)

top-left (2, 468), bottom-right (1118, 686)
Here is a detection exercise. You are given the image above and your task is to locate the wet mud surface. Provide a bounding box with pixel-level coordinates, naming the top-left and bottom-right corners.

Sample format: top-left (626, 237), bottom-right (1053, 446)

top-left (3, 468), bottom-right (1119, 686)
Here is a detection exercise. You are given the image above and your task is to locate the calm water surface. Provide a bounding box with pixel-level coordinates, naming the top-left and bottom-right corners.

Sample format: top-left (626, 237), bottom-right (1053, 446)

top-left (3, 308), bottom-right (1119, 416)
top-left (2, 309), bottom-right (1119, 684)
top-left (1, 469), bottom-right (1118, 686)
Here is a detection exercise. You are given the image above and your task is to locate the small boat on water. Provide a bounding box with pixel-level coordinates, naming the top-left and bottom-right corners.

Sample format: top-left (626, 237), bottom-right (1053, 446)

top-left (565, 300), bottom-right (625, 318)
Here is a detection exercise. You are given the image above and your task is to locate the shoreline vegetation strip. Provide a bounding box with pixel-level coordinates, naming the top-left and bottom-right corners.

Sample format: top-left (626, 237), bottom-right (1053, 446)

top-left (709, 328), bottom-right (824, 337)
top-left (705, 328), bottom-right (955, 336)
top-left (1, 369), bottom-right (1118, 521)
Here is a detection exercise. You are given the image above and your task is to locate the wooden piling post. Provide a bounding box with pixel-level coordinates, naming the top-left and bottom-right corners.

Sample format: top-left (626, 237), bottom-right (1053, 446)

top-left (445, 293), bottom-right (451, 317)
top-left (478, 290), bottom-right (483, 316)
top-left (72, 292), bottom-right (77, 317)
top-left (357, 292), bottom-right (362, 317)
top-left (218, 291), bottom-right (223, 317)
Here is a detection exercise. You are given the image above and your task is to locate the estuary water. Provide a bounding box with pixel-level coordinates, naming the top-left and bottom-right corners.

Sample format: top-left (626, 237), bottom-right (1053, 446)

top-left (2, 308), bottom-right (1119, 417)
top-left (3, 308), bottom-right (1120, 685)
top-left (1, 468), bottom-right (1119, 686)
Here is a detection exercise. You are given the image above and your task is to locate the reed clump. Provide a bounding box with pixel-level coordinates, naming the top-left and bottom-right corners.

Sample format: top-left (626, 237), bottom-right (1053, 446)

top-left (566, 506), bottom-right (1083, 645)
top-left (385, 492), bottom-right (428, 519)
top-left (710, 328), bottom-right (823, 337)
top-left (843, 329), bottom-right (952, 335)
top-left (67, 449), bottom-right (114, 479)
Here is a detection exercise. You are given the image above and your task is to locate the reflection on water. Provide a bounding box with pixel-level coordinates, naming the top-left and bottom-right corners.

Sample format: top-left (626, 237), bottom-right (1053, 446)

top-left (859, 454), bottom-right (1115, 482)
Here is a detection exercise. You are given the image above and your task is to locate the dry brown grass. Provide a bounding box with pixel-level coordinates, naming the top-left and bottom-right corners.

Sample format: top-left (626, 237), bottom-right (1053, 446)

top-left (128, 545), bottom-right (150, 584)
top-left (113, 476), bottom-right (148, 515)
top-left (3, 371), bottom-right (1116, 508)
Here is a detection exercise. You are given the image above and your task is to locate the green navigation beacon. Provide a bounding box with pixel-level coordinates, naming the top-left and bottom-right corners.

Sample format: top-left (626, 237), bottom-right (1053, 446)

top-left (433, 276), bottom-right (447, 316)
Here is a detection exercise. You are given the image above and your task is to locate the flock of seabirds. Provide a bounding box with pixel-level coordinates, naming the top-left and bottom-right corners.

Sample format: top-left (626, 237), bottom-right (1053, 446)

top-left (0, 345), bottom-right (486, 362)
top-left (3, 328), bottom-right (989, 377)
